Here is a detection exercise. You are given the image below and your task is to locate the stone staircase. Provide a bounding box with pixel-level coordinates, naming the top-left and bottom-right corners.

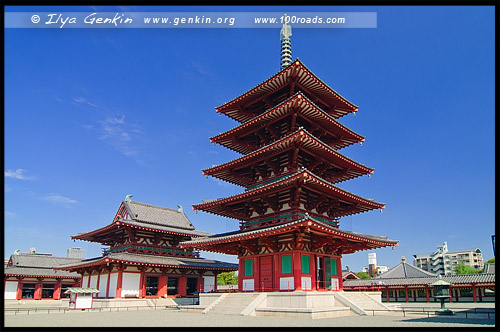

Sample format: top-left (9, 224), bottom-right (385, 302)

top-left (145, 297), bottom-right (178, 308)
top-left (206, 293), bottom-right (260, 315)
top-left (335, 291), bottom-right (391, 315)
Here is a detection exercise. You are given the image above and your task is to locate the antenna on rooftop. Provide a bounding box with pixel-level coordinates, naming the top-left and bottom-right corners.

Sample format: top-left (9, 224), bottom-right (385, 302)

top-left (280, 14), bottom-right (292, 70)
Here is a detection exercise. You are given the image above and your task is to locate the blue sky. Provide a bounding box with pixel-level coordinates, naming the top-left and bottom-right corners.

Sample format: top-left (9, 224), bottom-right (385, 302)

top-left (4, 5), bottom-right (495, 272)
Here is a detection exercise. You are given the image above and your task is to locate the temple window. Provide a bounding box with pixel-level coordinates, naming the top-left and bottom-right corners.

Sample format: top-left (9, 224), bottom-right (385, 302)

top-left (21, 283), bottom-right (36, 299)
top-left (41, 284), bottom-right (55, 298)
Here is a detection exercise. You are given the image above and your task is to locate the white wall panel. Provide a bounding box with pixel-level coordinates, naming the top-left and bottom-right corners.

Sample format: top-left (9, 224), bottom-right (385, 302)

top-left (301, 276), bottom-right (312, 290)
top-left (202, 276), bottom-right (215, 293)
top-left (81, 275), bottom-right (89, 288)
top-left (121, 272), bottom-right (140, 297)
top-left (89, 275), bottom-right (98, 288)
top-left (98, 274), bottom-right (108, 298)
top-left (108, 273), bottom-right (117, 298)
top-left (4, 281), bottom-right (18, 299)
top-left (242, 279), bottom-right (254, 292)
top-left (280, 277), bottom-right (294, 290)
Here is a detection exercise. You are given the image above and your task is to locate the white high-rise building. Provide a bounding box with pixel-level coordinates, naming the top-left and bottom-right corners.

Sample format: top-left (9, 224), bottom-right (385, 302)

top-left (363, 253), bottom-right (389, 277)
top-left (66, 247), bottom-right (83, 259)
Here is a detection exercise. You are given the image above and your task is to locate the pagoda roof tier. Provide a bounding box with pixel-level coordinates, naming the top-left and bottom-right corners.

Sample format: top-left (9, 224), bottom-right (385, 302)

top-left (216, 59), bottom-right (358, 123)
top-left (54, 252), bottom-right (238, 272)
top-left (211, 92), bottom-right (364, 154)
top-left (193, 169), bottom-right (385, 221)
top-left (203, 128), bottom-right (373, 187)
top-left (180, 216), bottom-right (398, 255)
top-left (71, 220), bottom-right (212, 245)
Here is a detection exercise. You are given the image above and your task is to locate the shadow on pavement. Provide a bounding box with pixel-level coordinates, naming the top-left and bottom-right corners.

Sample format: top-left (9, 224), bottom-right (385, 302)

top-left (402, 315), bottom-right (495, 326)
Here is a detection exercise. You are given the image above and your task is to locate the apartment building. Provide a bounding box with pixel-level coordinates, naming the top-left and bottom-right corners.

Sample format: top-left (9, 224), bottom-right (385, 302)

top-left (413, 242), bottom-right (484, 275)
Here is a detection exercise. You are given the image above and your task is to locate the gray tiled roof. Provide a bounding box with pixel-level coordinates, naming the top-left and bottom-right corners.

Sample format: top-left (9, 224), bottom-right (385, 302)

top-left (4, 266), bottom-right (80, 278)
top-left (57, 252), bottom-right (238, 271)
top-left (5, 253), bottom-right (82, 279)
top-left (343, 273), bottom-right (495, 287)
top-left (376, 262), bottom-right (436, 279)
top-left (483, 263), bottom-right (495, 274)
top-left (124, 200), bottom-right (195, 230)
top-left (8, 253), bottom-right (83, 269)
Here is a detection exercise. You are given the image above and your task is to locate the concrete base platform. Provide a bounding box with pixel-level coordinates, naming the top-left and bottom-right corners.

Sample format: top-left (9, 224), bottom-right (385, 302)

top-left (192, 291), bottom-right (357, 318)
top-left (255, 306), bottom-right (352, 319)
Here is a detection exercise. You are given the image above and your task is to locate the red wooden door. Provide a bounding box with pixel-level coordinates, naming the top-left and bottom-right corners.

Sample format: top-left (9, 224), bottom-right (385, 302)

top-left (260, 256), bottom-right (273, 292)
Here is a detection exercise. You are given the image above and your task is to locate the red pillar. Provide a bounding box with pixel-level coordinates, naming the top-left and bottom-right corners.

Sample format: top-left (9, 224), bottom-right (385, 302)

top-left (95, 270), bottom-right (101, 298)
top-left (34, 281), bottom-right (42, 300)
top-left (293, 252), bottom-right (302, 290)
top-left (238, 258), bottom-right (244, 292)
top-left (106, 271), bottom-right (111, 298)
top-left (213, 274), bottom-right (218, 292)
top-left (273, 254), bottom-right (280, 292)
top-left (386, 287), bottom-right (390, 302)
top-left (116, 267), bottom-right (124, 298)
top-left (472, 284), bottom-right (477, 302)
top-left (53, 280), bottom-right (62, 300)
top-left (254, 257), bottom-right (260, 292)
top-left (449, 287), bottom-right (453, 302)
top-left (310, 255), bottom-right (316, 291)
top-left (139, 269), bottom-right (145, 298)
top-left (425, 286), bottom-right (430, 302)
top-left (16, 279), bottom-right (23, 300)
top-left (198, 276), bottom-right (204, 294)
top-left (336, 257), bottom-right (343, 291)
top-left (405, 286), bottom-right (409, 302)
top-left (158, 275), bottom-right (167, 297)
top-left (87, 273), bottom-right (91, 287)
top-left (178, 276), bottom-right (187, 297)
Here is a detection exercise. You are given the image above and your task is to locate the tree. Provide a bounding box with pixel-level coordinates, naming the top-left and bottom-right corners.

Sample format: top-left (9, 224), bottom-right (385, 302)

top-left (485, 258), bottom-right (495, 264)
top-left (217, 271), bottom-right (238, 285)
top-left (454, 264), bottom-right (481, 275)
top-left (355, 272), bottom-right (371, 279)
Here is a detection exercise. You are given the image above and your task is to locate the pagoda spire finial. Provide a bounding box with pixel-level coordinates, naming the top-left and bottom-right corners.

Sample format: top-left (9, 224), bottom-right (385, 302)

top-left (280, 14), bottom-right (292, 70)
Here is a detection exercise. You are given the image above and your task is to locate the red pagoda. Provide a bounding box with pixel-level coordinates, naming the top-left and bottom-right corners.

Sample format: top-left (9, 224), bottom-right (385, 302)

top-left (181, 22), bottom-right (398, 292)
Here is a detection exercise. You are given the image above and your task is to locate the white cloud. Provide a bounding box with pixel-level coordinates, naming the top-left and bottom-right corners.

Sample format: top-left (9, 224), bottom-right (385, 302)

top-left (72, 96), bottom-right (98, 108)
top-left (187, 60), bottom-right (212, 77)
top-left (42, 194), bottom-right (77, 207)
top-left (98, 115), bottom-right (143, 161)
top-left (4, 169), bottom-right (36, 180)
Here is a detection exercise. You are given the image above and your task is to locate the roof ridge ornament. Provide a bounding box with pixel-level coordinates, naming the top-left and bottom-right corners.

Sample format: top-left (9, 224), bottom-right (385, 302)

top-left (124, 194), bottom-right (133, 202)
top-left (280, 14), bottom-right (292, 71)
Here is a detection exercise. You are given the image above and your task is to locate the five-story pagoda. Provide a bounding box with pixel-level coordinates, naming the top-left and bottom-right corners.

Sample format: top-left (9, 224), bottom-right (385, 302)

top-left (181, 20), bottom-right (398, 292)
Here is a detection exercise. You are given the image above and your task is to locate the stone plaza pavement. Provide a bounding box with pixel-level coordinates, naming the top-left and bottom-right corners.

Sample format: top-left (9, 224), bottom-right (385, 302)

top-left (3, 302), bottom-right (496, 328)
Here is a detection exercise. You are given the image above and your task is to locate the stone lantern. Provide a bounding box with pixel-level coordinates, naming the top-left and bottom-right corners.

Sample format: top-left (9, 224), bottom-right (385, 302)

top-left (430, 275), bottom-right (454, 315)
